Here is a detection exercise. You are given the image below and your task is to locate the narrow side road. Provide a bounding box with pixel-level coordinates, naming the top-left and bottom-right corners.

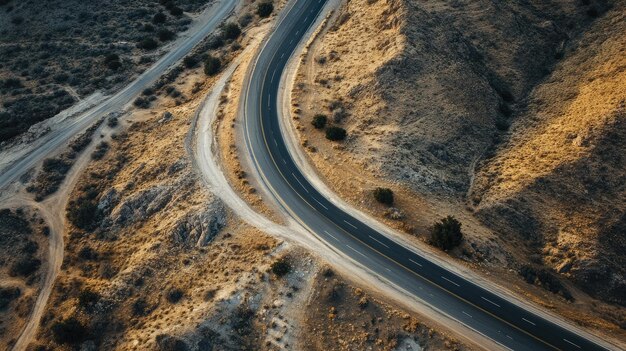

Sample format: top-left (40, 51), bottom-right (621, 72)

top-left (240, 0), bottom-right (617, 350)
top-left (0, 0), bottom-right (236, 191)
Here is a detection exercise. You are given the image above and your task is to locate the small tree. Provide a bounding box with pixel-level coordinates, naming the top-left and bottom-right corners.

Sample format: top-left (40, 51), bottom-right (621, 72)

top-left (137, 37), bottom-right (158, 50)
top-left (430, 216), bottom-right (463, 251)
top-left (325, 126), bottom-right (346, 141)
top-left (153, 12), bottom-right (167, 24)
top-left (204, 55), bottom-right (221, 76)
top-left (52, 317), bottom-right (88, 344)
top-left (221, 23), bottom-right (241, 40)
top-left (257, 2), bottom-right (274, 18)
top-left (158, 28), bottom-right (175, 41)
top-left (271, 257), bottom-right (291, 277)
top-left (311, 114), bottom-right (327, 129)
top-left (373, 187), bottom-right (394, 205)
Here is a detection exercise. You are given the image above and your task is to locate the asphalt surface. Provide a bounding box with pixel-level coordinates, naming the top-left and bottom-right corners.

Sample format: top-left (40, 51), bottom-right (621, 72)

top-left (242, 0), bottom-right (613, 350)
top-left (0, 0), bottom-right (236, 191)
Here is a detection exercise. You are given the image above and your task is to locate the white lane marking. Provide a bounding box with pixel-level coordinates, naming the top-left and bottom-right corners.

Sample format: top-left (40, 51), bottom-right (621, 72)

top-left (267, 95), bottom-right (271, 107)
top-left (273, 138), bottom-right (278, 146)
top-left (346, 245), bottom-right (367, 258)
top-left (271, 69), bottom-right (277, 83)
top-left (385, 268), bottom-right (391, 272)
top-left (409, 258), bottom-right (422, 267)
top-left (323, 230), bottom-right (338, 241)
top-left (481, 296), bottom-right (501, 308)
top-left (368, 235), bottom-right (389, 248)
top-left (313, 197), bottom-right (328, 210)
top-left (563, 339), bottom-right (581, 349)
top-left (295, 30), bottom-right (299, 35)
top-left (343, 220), bottom-right (357, 229)
top-left (292, 173), bottom-right (309, 193)
top-left (281, 158), bottom-right (287, 164)
top-left (441, 276), bottom-right (460, 287)
top-left (280, 53), bottom-right (285, 59)
top-left (462, 311), bottom-right (472, 318)
top-left (289, 39), bottom-right (293, 44)
top-left (522, 318), bottom-right (536, 326)
top-left (304, 16), bottom-right (308, 22)
top-left (506, 335), bottom-right (513, 340)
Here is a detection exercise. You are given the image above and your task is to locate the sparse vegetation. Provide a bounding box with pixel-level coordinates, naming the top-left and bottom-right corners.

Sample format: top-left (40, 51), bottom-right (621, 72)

top-left (158, 28), bottom-right (175, 42)
top-left (429, 216), bottom-right (463, 251)
top-left (311, 114), bottom-right (327, 129)
top-left (138, 37), bottom-right (159, 50)
top-left (519, 265), bottom-right (573, 300)
top-left (373, 187), bottom-right (394, 205)
top-left (166, 288), bottom-right (184, 303)
top-left (9, 257), bottom-right (41, 277)
top-left (325, 126), bottom-right (347, 141)
top-left (0, 287), bottom-right (21, 310)
top-left (256, 2), bottom-right (274, 18)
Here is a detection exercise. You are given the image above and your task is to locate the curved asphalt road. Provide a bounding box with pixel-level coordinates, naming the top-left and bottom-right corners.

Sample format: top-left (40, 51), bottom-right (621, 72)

top-left (242, 0), bottom-right (613, 350)
top-left (0, 0), bottom-right (236, 191)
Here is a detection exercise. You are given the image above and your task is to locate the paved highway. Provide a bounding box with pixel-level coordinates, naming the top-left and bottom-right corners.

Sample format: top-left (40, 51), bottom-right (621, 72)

top-left (241, 0), bottom-right (614, 350)
top-left (0, 0), bottom-right (236, 191)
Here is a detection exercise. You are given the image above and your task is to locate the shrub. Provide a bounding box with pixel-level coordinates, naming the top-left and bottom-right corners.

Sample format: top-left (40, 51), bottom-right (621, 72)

top-left (9, 257), bottom-right (41, 277)
top-left (204, 55), bottom-right (221, 76)
top-left (429, 216), bottom-right (463, 251)
top-left (238, 13), bottom-right (253, 27)
top-left (373, 187), bottom-right (394, 205)
top-left (221, 23), bottom-right (241, 40)
top-left (0, 287), bottom-right (21, 309)
top-left (158, 28), bottom-right (175, 41)
top-left (78, 289), bottom-right (100, 309)
top-left (183, 56), bottom-right (198, 68)
top-left (325, 126), bottom-right (346, 141)
top-left (519, 265), bottom-right (573, 300)
top-left (11, 16), bottom-right (24, 25)
top-left (91, 141), bottom-right (109, 160)
top-left (169, 6), bottom-right (183, 16)
top-left (257, 2), bottom-right (274, 18)
top-left (153, 12), bottom-right (167, 24)
top-left (271, 257), bottom-right (291, 277)
top-left (104, 54), bottom-right (121, 70)
top-left (134, 97), bottom-right (150, 108)
top-left (52, 317), bottom-right (88, 344)
top-left (107, 116), bottom-right (119, 128)
top-left (137, 37), bottom-right (158, 50)
top-left (166, 288), bottom-right (184, 303)
top-left (67, 196), bottom-right (100, 230)
top-left (311, 114), bottom-right (327, 129)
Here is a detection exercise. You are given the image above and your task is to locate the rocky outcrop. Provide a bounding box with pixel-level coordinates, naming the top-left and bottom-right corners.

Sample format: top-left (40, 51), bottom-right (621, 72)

top-left (170, 201), bottom-right (226, 247)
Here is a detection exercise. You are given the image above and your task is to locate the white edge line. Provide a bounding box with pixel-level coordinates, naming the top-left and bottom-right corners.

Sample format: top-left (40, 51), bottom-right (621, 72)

top-left (481, 296), bottom-right (501, 308)
top-left (368, 235), bottom-right (389, 248)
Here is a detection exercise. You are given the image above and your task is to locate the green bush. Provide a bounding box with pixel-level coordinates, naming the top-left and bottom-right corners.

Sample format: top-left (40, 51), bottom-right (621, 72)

top-left (67, 195), bottom-right (100, 231)
top-left (429, 216), bottom-right (463, 251)
top-left (138, 37), bottom-right (159, 50)
top-left (325, 126), bottom-right (346, 141)
top-left (104, 54), bottom-right (121, 70)
top-left (183, 56), bottom-right (198, 68)
top-left (204, 55), bottom-right (221, 76)
top-left (221, 23), bottom-right (241, 40)
top-left (158, 28), bottom-right (175, 41)
top-left (373, 187), bottom-right (394, 205)
top-left (153, 12), bottom-right (167, 24)
top-left (0, 286), bottom-right (21, 309)
top-left (78, 289), bottom-right (100, 310)
top-left (257, 2), bottom-right (274, 18)
top-left (9, 258), bottom-right (41, 277)
top-left (271, 257), bottom-right (291, 277)
top-left (167, 288), bottom-right (184, 303)
top-left (311, 114), bottom-right (327, 129)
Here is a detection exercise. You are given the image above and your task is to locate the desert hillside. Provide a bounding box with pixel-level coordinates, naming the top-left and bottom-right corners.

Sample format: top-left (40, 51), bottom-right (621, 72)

top-left (291, 0), bottom-right (625, 319)
top-left (296, 0), bottom-right (609, 195)
top-left (470, 2), bottom-right (626, 306)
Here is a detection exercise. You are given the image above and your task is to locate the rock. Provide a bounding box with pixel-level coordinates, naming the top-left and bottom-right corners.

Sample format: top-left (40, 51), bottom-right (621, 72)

top-left (556, 259), bottom-right (572, 274)
top-left (170, 200), bottom-right (226, 247)
top-left (97, 188), bottom-right (119, 214)
top-left (109, 186), bottom-right (173, 226)
top-left (159, 111), bottom-right (173, 123)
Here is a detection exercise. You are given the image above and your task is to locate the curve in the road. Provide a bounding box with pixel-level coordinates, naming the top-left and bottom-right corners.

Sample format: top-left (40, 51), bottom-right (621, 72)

top-left (241, 0), bottom-right (615, 350)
